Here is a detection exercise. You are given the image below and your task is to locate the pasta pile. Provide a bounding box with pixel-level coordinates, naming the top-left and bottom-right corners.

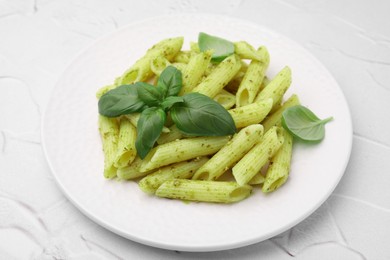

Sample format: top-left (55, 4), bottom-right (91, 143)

top-left (97, 36), bottom-right (300, 203)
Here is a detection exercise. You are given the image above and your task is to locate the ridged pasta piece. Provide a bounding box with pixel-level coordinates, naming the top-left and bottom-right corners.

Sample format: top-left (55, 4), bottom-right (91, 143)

top-left (254, 66), bottom-right (292, 109)
top-left (139, 157), bottom-right (208, 194)
top-left (193, 124), bottom-right (264, 181)
top-left (248, 172), bottom-right (265, 185)
top-left (119, 37), bottom-right (184, 84)
top-left (150, 56), bottom-right (171, 76)
top-left (114, 118), bottom-right (137, 168)
top-left (236, 46), bottom-right (270, 107)
top-left (232, 126), bottom-right (284, 185)
top-left (234, 41), bottom-right (268, 61)
top-left (98, 116), bottom-right (119, 178)
top-left (262, 130), bottom-right (293, 192)
top-left (228, 98), bottom-right (273, 128)
top-left (117, 157), bottom-right (153, 180)
top-left (139, 136), bottom-right (230, 172)
top-left (191, 54), bottom-right (242, 98)
top-left (213, 89), bottom-right (236, 109)
top-left (173, 51), bottom-right (191, 63)
top-left (262, 94), bottom-right (300, 131)
top-left (179, 50), bottom-right (212, 95)
top-left (156, 179), bottom-right (252, 203)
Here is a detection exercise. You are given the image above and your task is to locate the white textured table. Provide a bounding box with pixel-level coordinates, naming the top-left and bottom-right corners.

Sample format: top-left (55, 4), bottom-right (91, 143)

top-left (1, 0), bottom-right (389, 259)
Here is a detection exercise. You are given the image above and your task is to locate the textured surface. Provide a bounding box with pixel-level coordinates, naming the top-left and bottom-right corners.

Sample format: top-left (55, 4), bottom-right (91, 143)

top-left (1, 0), bottom-right (389, 259)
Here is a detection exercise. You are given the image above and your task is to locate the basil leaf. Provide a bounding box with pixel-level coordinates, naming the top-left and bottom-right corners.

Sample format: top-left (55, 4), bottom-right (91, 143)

top-left (281, 105), bottom-right (333, 142)
top-left (198, 32), bottom-right (234, 62)
top-left (136, 82), bottom-right (163, 107)
top-left (136, 107), bottom-right (166, 159)
top-left (98, 84), bottom-right (146, 117)
top-left (157, 66), bottom-right (182, 97)
top-left (170, 93), bottom-right (236, 136)
top-left (161, 96), bottom-right (184, 111)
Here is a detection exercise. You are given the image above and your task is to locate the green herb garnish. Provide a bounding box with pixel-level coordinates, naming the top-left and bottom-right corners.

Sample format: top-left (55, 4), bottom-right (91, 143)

top-left (198, 32), bottom-right (234, 62)
top-left (98, 66), bottom-right (236, 158)
top-left (281, 105), bottom-right (333, 142)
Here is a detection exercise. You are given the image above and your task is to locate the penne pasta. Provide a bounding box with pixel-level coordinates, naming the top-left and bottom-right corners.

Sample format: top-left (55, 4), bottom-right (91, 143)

top-left (191, 54), bottom-right (242, 98)
top-left (234, 41), bottom-right (267, 61)
top-left (213, 89), bottom-right (236, 109)
top-left (114, 118), bottom-right (137, 168)
top-left (173, 51), bottom-right (191, 63)
top-left (254, 66), bottom-right (291, 109)
top-left (179, 50), bottom-right (212, 95)
top-left (235, 46), bottom-right (270, 107)
top-left (228, 98), bottom-right (273, 128)
top-left (117, 156), bottom-right (153, 180)
top-left (119, 37), bottom-right (184, 84)
top-left (98, 116), bottom-right (119, 178)
top-left (262, 129), bottom-right (293, 192)
top-left (232, 126), bottom-right (284, 185)
top-left (156, 179), bottom-right (252, 203)
top-left (150, 56), bottom-right (171, 76)
top-left (139, 157), bottom-right (208, 194)
top-left (139, 136), bottom-right (230, 172)
top-left (193, 124), bottom-right (264, 181)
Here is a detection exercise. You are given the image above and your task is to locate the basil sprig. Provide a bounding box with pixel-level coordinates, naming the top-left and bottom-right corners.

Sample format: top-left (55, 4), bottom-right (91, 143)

top-left (198, 32), bottom-right (235, 62)
top-left (98, 66), bottom-right (236, 158)
top-left (282, 105), bottom-right (333, 142)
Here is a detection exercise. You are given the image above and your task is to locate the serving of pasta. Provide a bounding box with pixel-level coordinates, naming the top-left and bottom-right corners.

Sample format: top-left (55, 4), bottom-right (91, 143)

top-left (96, 33), bottom-right (302, 204)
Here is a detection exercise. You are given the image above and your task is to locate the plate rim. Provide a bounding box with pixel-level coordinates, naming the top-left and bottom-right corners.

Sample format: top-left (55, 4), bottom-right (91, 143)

top-left (41, 13), bottom-right (353, 252)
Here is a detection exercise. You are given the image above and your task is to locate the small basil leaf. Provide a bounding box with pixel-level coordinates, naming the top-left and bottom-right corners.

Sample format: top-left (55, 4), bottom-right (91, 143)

top-left (198, 32), bottom-right (234, 62)
top-left (136, 82), bottom-right (163, 107)
top-left (170, 93), bottom-right (236, 136)
top-left (157, 66), bottom-right (182, 97)
top-left (161, 96), bottom-right (184, 111)
top-left (98, 84), bottom-right (146, 117)
top-left (136, 107), bottom-right (166, 159)
top-left (281, 105), bottom-right (333, 142)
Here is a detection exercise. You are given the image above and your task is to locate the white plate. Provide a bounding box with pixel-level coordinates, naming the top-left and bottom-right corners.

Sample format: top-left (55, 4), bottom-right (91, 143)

top-left (42, 14), bottom-right (353, 252)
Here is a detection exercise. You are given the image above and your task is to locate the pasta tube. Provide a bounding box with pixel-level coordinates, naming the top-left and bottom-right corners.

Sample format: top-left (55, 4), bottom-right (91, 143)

top-left (236, 46), bottom-right (270, 107)
top-left (193, 124), bottom-right (264, 181)
top-left (139, 157), bottom-right (208, 194)
top-left (150, 56), bottom-right (171, 76)
top-left (248, 172), bottom-right (265, 185)
top-left (139, 136), bottom-right (230, 172)
top-left (234, 41), bottom-right (268, 61)
top-left (173, 51), bottom-right (191, 63)
top-left (156, 179), bottom-right (252, 203)
top-left (213, 89), bottom-right (236, 109)
top-left (262, 129), bottom-right (293, 192)
top-left (98, 116), bottom-right (119, 178)
top-left (117, 157), bottom-right (153, 180)
top-left (228, 98), bottom-right (273, 128)
top-left (179, 50), bottom-right (212, 95)
top-left (232, 126), bottom-right (284, 185)
top-left (262, 94), bottom-right (300, 131)
top-left (254, 66), bottom-right (291, 109)
top-left (113, 118), bottom-right (137, 168)
top-left (119, 37), bottom-right (184, 84)
top-left (191, 54), bottom-right (242, 98)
